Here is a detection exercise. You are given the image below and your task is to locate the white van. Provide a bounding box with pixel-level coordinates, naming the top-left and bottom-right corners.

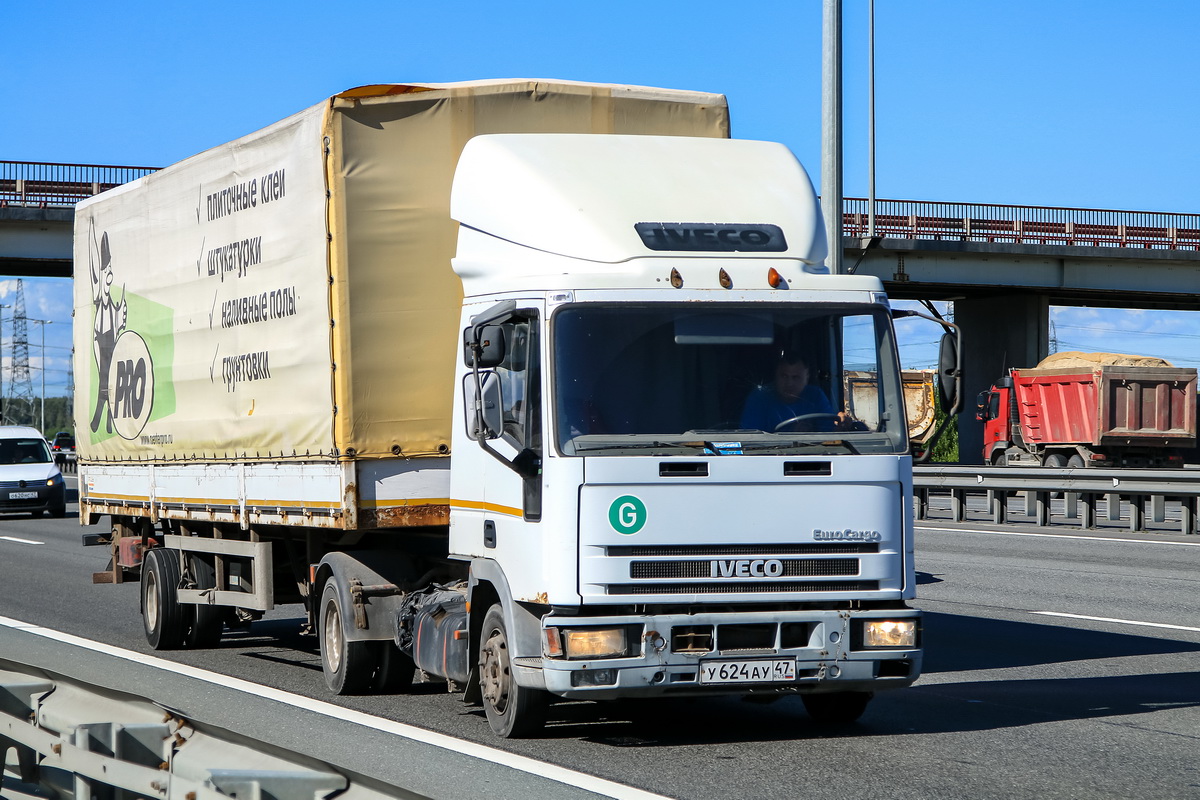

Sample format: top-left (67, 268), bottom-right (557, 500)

top-left (0, 426), bottom-right (66, 517)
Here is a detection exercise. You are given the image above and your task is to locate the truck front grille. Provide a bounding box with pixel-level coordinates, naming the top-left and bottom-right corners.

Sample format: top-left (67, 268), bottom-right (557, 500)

top-left (608, 581), bottom-right (878, 595)
top-left (630, 558), bottom-right (858, 580)
top-left (609, 543), bottom-right (878, 557)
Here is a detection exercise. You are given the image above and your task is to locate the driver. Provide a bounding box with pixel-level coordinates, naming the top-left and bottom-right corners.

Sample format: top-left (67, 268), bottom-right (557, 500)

top-left (739, 353), bottom-right (852, 432)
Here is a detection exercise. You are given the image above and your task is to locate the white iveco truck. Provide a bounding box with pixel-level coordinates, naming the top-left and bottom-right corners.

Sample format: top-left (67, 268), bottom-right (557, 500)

top-left (75, 80), bottom-right (957, 737)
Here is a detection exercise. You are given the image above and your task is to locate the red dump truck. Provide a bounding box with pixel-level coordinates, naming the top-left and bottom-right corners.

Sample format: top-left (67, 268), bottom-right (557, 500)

top-left (977, 352), bottom-right (1197, 468)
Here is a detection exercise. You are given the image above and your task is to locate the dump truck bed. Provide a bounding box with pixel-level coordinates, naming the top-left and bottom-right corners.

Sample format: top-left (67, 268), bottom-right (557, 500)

top-left (1012, 366), bottom-right (1197, 447)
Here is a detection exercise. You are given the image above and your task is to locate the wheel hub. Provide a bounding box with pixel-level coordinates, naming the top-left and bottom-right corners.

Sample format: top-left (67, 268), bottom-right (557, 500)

top-left (324, 599), bottom-right (343, 672)
top-left (480, 629), bottom-right (511, 713)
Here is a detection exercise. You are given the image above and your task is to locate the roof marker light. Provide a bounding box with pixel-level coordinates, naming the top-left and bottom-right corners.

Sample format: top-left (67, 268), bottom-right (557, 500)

top-left (767, 267), bottom-right (785, 289)
top-left (670, 268), bottom-right (683, 288)
top-left (718, 268), bottom-right (733, 289)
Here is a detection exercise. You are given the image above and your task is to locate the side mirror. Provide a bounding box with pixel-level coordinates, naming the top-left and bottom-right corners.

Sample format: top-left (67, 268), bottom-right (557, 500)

top-left (463, 324), bottom-right (507, 368)
top-left (937, 331), bottom-right (961, 413)
top-left (464, 371), bottom-right (503, 440)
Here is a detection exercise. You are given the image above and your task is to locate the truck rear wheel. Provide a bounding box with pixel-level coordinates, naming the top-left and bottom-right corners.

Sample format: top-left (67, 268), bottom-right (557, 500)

top-left (319, 579), bottom-right (374, 695)
top-left (142, 549), bottom-right (186, 650)
top-left (479, 603), bottom-right (547, 738)
top-left (801, 691), bottom-right (873, 724)
top-left (1068, 454), bottom-right (1086, 470)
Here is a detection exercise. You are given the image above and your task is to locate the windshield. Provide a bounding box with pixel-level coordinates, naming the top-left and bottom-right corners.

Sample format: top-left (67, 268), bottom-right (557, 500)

top-left (0, 437), bottom-right (52, 465)
top-left (553, 303), bottom-right (907, 456)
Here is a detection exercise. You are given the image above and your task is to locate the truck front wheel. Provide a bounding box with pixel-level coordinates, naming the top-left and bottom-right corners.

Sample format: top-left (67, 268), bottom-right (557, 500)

top-left (319, 579), bottom-right (374, 695)
top-left (802, 691), bottom-right (873, 724)
top-left (142, 549), bottom-right (186, 650)
top-left (478, 603), bottom-right (547, 737)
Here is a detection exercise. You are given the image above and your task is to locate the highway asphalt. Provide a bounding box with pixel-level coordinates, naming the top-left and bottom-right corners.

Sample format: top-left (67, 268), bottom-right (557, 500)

top-left (2, 478), bottom-right (1199, 799)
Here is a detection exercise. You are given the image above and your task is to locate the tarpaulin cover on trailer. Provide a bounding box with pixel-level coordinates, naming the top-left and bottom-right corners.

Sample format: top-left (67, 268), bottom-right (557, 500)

top-left (74, 80), bottom-right (729, 462)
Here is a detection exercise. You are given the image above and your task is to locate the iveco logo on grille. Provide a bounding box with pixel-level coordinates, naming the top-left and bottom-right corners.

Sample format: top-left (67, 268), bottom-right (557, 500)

top-left (710, 559), bottom-right (785, 578)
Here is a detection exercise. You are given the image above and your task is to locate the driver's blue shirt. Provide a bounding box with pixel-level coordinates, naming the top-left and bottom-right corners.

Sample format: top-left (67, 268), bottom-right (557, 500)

top-left (740, 385), bottom-right (835, 431)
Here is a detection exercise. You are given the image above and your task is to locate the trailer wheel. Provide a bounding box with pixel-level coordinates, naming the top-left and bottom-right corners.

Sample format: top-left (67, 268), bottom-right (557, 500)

top-left (184, 554), bottom-right (224, 649)
top-left (142, 549), bottom-right (186, 650)
top-left (478, 603), bottom-right (547, 738)
top-left (319, 579), bottom-right (374, 695)
top-left (801, 691), bottom-right (873, 724)
top-left (1068, 454), bottom-right (1086, 470)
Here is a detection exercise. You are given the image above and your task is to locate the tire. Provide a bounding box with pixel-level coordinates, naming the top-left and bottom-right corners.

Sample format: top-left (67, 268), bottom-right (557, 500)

top-left (49, 504), bottom-right (66, 519)
top-left (478, 603), bottom-right (548, 738)
top-left (319, 579), bottom-right (375, 695)
top-left (1067, 454), bottom-right (1086, 470)
top-left (802, 691), bottom-right (873, 724)
top-left (184, 553), bottom-right (224, 649)
top-left (1042, 453), bottom-right (1069, 498)
top-left (142, 549), bottom-right (186, 650)
top-left (991, 452), bottom-right (1008, 466)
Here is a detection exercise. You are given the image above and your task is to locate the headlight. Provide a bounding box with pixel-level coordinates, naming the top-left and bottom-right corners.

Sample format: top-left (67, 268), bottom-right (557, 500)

top-left (863, 620), bottom-right (917, 648)
top-left (46, 475), bottom-right (62, 486)
top-left (548, 627), bottom-right (629, 659)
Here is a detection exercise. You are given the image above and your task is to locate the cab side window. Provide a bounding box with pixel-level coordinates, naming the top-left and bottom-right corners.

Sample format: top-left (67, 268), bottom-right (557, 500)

top-left (493, 317), bottom-right (540, 454)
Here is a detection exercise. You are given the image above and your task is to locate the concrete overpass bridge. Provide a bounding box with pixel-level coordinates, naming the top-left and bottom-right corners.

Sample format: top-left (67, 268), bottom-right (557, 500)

top-left (4, 160), bottom-right (1199, 460)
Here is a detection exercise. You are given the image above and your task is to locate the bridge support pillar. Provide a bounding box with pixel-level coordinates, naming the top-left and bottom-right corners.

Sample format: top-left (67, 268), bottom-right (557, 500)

top-left (953, 293), bottom-right (1049, 464)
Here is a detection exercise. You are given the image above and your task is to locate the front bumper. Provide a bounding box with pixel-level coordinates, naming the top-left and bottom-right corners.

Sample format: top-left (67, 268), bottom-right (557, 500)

top-left (539, 607), bottom-right (921, 700)
top-left (0, 481), bottom-right (65, 515)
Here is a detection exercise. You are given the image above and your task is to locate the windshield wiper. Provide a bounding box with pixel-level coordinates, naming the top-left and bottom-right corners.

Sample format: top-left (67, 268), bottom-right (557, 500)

top-left (572, 440), bottom-right (712, 454)
top-left (740, 439), bottom-right (861, 455)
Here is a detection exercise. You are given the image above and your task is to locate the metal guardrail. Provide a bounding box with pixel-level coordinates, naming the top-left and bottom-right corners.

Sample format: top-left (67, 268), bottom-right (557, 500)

top-left (844, 197), bottom-right (1200, 251)
top-left (913, 465), bottom-right (1200, 535)
top-left (0, 161), bottom-right (158, 207)
top-left (0, 660), bottom-right (405, 800)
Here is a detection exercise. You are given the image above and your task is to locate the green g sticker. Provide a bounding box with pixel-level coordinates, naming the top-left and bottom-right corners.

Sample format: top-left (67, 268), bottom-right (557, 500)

top-left (609, 495), bottom-right (647, 534)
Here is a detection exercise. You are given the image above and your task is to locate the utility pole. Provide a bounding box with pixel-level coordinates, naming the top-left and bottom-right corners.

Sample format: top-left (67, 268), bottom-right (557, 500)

top-left (9, 281), bottom-right (35, 427)
top-left (821, 0), bottom-right (844, 273)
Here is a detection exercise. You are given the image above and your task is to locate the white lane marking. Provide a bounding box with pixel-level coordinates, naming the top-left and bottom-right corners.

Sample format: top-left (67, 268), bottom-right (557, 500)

top-left (1032, 611), bottom-right (1200, 634)
top-left (916, 525), bottom-right (1200, 547)
top-left (0, 535), bottom-right (44, 545)
top-left (0, 615), bottom-right (669, 800)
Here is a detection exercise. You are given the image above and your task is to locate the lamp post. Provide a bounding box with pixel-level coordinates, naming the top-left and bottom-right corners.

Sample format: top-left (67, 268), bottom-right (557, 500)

top-left (29, 319), bottom-right (51, 435)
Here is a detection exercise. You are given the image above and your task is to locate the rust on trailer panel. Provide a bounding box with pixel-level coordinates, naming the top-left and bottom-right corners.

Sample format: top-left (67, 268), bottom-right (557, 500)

top-left (366, 503), bottom-right (451, 528)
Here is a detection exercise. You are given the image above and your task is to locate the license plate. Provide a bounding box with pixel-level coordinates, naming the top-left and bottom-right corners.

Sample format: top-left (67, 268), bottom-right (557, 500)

top-left (9, 491), bottom-right (38, 500)
top-left (699, 658), bottom-right (796, 685)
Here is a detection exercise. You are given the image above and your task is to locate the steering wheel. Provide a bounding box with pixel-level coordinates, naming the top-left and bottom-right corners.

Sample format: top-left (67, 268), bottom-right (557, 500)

top-left (773, 412), bottom-right (841, 432)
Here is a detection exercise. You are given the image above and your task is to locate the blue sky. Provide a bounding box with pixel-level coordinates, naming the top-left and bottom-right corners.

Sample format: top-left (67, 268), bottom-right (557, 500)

top-left (3, 0), bottom-right (1199, 387)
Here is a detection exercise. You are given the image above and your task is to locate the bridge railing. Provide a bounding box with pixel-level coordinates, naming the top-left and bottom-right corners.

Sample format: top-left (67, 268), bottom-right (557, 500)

top-left (4, 161), bottom-right (1200, 253)
top-left (844, 197), bottom-right (1200, 251)
top-left (0, 161), bottom-right (158, 207)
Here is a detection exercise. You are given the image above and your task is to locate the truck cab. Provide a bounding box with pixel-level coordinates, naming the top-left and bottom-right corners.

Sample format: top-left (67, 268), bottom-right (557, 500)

top-left (446, 134), bottom-right (924, 734)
